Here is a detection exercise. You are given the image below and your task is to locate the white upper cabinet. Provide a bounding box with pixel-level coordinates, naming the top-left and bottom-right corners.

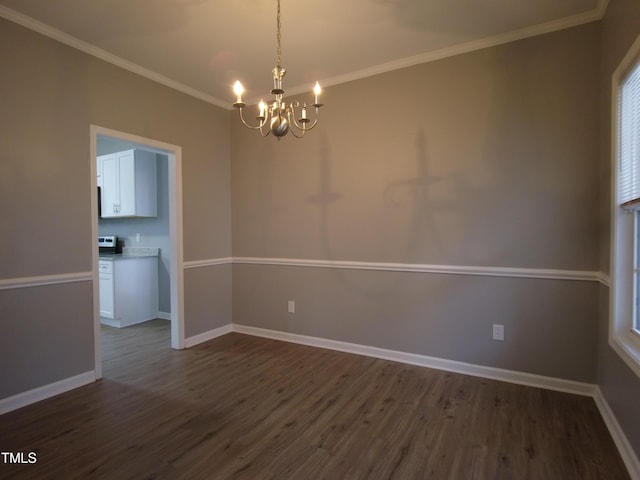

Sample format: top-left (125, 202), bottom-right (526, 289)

top-left (98, 149), bottom-right (157, 218)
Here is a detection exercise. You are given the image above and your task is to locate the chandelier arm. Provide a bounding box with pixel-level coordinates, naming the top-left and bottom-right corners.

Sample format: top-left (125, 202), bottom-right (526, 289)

top-left (305, 107), bottom-right (321, 130)
top-left (288, 109), bottom-right (305, 138)
top-left (291, 116), bottom-right (318, 131)
top-left (289, 127), bottom-right (306, 139)
top-left (237, 108), bottom-right (268, 131)
top-left (290, 108), bottom-right (320, 132)
top-left (303, 115), bottom-right (320, 131)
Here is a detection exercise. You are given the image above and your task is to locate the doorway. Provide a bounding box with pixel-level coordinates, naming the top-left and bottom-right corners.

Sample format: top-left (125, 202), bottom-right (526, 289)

top-left (90, 125), bottom-right (185, 379)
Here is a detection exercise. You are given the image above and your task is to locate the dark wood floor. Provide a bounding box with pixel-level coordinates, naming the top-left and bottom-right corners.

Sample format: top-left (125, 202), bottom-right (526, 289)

top-left (0, 320), bottom-right (629, 479)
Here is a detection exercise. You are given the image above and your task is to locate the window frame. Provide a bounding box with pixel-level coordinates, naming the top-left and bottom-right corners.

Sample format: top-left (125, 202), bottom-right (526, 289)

top-left (610, 32), bottom-right (640, 378)
top-left (635, 211), bottom-right (640, 332)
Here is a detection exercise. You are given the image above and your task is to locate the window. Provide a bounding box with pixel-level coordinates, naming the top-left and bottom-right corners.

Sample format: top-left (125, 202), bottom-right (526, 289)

top-left (612, 33), bottom-right (640, 377)
top-left (635, 214), bottom-right (640, 332)
top-left (634, 212), bottom-right (640, 332)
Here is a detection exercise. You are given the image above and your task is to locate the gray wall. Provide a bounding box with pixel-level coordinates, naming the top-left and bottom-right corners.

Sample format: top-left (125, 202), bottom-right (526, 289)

top-left (3, 2), bottom-right (640, 463)
top-left (231, 23), bottom-right (601, 383)
top-left (597, 0), bottom-right (640, 459)
top-left (0, 17), bottom-right (232, 399)
top-left (233, 265), bottom-right (598, 381)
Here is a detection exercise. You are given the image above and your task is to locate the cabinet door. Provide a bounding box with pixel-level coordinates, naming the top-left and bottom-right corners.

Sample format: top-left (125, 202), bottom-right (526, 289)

top-left (97, 149), bottom-right (156, 218)
top-left (116, 150), bottom-right (136, 216)
top-left (99, 272), bottom-right (115, 318)
top-left (100, 154), bottom-right (119, 217)
top-left (113, 257), bottom-right (158, 327)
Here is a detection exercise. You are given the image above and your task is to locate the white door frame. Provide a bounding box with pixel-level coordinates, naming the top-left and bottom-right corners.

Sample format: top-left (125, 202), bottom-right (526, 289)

top-left (90, 125), bottom-right (185, 379)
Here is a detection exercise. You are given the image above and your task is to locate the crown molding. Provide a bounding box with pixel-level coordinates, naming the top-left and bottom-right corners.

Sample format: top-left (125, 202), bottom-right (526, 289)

top-left (313, 0), bottom-right (610, 93)
top-left (0, 5), bottom-right (230, 109)
top-left (1, 1), bottom-right (609, 110)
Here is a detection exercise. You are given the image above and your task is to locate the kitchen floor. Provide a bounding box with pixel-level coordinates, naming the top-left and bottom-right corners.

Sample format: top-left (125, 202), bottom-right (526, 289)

top-left (101, 319), bottom-right (170, 377)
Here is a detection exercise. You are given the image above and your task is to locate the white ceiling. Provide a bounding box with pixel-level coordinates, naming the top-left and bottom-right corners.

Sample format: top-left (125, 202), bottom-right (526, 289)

top-left (0, 0), bottom-right (605, 108)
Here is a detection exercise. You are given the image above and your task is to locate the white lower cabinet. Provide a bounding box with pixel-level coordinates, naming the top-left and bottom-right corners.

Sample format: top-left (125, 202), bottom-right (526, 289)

top-left (99, 261), bottom-right (115, 318)
top-left (98, 257), bottom-right (158, 328)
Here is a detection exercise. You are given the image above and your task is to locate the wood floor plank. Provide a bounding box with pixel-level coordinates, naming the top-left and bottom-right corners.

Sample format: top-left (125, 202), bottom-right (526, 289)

top-left (0, 320), bottom-right (630, 479)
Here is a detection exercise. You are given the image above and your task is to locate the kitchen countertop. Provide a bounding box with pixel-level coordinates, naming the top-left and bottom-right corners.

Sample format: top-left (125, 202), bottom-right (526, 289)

top-left (99, 246), bottom-right (159, 261)
top-left (99, 253), bottom-right (158, 261)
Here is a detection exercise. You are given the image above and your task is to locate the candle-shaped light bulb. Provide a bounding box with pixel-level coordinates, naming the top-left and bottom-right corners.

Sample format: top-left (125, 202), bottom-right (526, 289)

top-left (259, 100), bottom-right (266, 118)
top-left (302, 103), bottom-right (307, 120)
top-left (313, 82), bottom-right (321, 104)
top-left (233, 81), bottom-right (244, 103)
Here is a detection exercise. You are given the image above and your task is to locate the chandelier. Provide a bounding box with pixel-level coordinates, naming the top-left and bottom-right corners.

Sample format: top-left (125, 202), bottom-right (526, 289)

top-left (232, 0), bottom-right (323, 139)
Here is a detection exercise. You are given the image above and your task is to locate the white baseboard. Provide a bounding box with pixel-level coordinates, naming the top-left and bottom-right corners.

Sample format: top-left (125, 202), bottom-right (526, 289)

top-left (232, 324), bottom-right (640, 479)
top-left (100, 316), bottom-right (160, 328)
top-left (593, 387), bottom-right (640, 480)
top-left (231, 324), bottom-right (597, 396)
top-left (2, 325), bottom-right (636, 480)
top-left (99, 317), bottom-right (120, 328)
top-left (157, 312), bottom-right (171, 321)
top-left (0, 371), bottom-right (95, 415)
top-left (184, 324), bottom-right (233, 348)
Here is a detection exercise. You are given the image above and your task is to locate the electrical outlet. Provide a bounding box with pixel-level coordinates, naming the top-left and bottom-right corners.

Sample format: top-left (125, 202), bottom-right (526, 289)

top-left (493, 324), bottom-right (504, 341)
top-left (288, 300), bottom-right (295, 313)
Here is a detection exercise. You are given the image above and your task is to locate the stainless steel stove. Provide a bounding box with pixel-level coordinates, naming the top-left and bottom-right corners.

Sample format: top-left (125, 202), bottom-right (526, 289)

top-left (98, 235), bottom-right (120, 254)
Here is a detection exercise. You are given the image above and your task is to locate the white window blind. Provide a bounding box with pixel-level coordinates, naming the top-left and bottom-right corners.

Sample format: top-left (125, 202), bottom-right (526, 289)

top-left (618, 59), bottom-right (640, 207)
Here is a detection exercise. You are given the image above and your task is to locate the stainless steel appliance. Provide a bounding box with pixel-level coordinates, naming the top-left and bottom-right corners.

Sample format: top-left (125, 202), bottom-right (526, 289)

top-left (98, 235), bottom-right (121, 254)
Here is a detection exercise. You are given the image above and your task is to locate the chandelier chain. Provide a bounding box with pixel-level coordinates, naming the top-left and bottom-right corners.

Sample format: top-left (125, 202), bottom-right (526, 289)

top-left (276, 0), bottom-right (282, 67)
